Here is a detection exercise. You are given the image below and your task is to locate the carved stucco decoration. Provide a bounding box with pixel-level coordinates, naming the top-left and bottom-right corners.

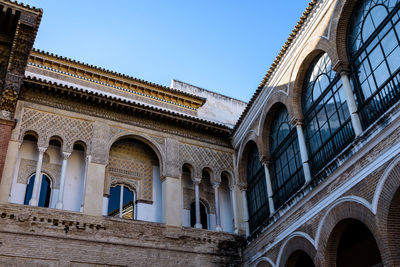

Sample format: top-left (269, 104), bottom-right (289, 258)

top-left (178, 143), bottom-right (233, 179)
top-left (104, 139), bottom-right (156, 202)
top-left (17, 158), bottom-right (61, 189)
top-left (0, 87), bottom-right (18, 112)
top-left (19, 108), bottom-right (93, 152)
top-left (107, 127), bottom-right (165, 176)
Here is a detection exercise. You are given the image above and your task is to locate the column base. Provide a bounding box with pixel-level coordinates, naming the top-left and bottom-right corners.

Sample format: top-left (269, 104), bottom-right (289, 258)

top-left (216, 225), bottom-right (222, 231)
top-left (195, 223), bottom-right (202, 229)
top-left (56, 202), bottom-right (63, 209)
top-left (29, 198), bottom-right (38, 206)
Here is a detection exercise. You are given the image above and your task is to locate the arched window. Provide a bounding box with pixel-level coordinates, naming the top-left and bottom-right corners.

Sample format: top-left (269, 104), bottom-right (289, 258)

top-left (107, 185), bottom-right (135, 220)
top-left (302, 53), bottom-right (355, 175)
top-left (348, 0), bottom-right (400, 127)
top-left (24, 174), bottom-right (51, 208)
top-left (246, 142), bottom-right (269, 232)
top-left (190, 201), bottom-right (208, 229)
top-left (270, 106), bottom-right (304, 209)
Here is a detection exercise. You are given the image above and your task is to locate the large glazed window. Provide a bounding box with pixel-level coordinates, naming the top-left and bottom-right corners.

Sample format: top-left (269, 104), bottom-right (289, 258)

top-left (107, 185), bottom-right (135, 219)
top-left (246, 142), bottom-right (269, 232)
top-left (24, 174), bottom-right (51, 208)
top-left (302, 53), bottom-right (355, 175)
top-left (270, 106), bottom-right (304, 209)
top-left (348, 0), bottom-right (400, 127)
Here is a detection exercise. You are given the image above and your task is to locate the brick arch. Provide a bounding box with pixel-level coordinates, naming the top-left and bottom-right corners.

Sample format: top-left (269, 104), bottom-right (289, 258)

top-left (316, 200), bottom-right (387, 267)
top-left (289, 37), bottom-right (335, 121)
top-left (329, 0), bottom-right (359, 67)
top-left (374, 155), bottom-right (400, 266)
top-left (237, 133), bottom-right (261, 184)
top-left (260, 101), bottom-right (292, 160)
top-left (277, 234), bottom-right (317, 267)
top-left (254, 257), bottom-right (274, 267)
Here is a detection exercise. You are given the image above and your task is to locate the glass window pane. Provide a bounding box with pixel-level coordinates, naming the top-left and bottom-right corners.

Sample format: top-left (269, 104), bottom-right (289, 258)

top-left (108, 185), bottom-right (121, 217)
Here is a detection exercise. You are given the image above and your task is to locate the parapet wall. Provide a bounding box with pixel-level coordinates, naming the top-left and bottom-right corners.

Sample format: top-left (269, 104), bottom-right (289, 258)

top-left (0, 204), bottom-right (243, 266)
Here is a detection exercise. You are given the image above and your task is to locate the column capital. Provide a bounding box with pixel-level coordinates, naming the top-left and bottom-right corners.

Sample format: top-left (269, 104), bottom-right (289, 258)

top-left (229, 185), bottom-right (236, 191)
top-left (260, 155), bottom-right (271, 166)
top-left (192, 177), bottom-right (201, 185)
top-left (37, 146), bottom-right (47, 154)
top-left (290, 118), bottom-right (304, 127)
top-left (212, 181), bottom-right (220, 189)
top-left (238, 182), bottom-right (248, 192)
top-left (333, 60), bottom-right (351, 76)
top-left (86, 154), bottom-right (92, 162)
top-left (62, 151), bottom-right (72, 160)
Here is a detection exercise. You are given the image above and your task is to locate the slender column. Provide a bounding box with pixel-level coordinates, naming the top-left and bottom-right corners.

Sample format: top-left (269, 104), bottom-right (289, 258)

top-left (212, 181), bottom-right (222, 231)
top-left (119, 185), bottom-right (124, 218)
top-left (229, 185), bottom-right (239, 234)
top-left (261, 159), bottom-right (275, 214)
top-left (293, 120), bottom-right (312, 183)
top-left (56, 151), bottom-right (71, 209)
top-left (239, 183), bottom-right (250, 236)
top-left (80, 155), bottom-right (91, 212)
top-left (340, 71), bottom-right (363, 136)
top-left (8, 142), bottom-right (22, 203)
top-left (192, 177), bottom-right (202, 229)
top-left (29, 146), bottom-right (47, 206)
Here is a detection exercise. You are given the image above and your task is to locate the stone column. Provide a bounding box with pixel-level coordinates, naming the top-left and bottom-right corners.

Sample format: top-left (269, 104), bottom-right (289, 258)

top-left (80, 155), bottom-right (91, 212)
top-left (29, 146), bottom-right (47, 206)
top-left (161, 176), bottom-right (182, 226)
top-left (340, 71), bottom-right (363, 136)
top-left (119, 185), bottom-right (124, 218)
top-left (293, 120), bottom-right (312, 183)
top-left (83, 161), bottom-right (106, 216)
top-left (212, 181), bottom-right (222, 231)
top-left (229, 185), bottom-right (239, 234)
top-left (56, 151), bottom-right (71, 209)
top-left (239, 183), bottom-right (250, 236)
top-left (261, 158), bottom-right (275, 214)
top-left (192, 177), bottom-right (202, 229)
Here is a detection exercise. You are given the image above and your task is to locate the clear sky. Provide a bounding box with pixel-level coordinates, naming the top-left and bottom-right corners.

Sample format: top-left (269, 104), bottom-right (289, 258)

top-left (21, 0), bottom-right (310, 102)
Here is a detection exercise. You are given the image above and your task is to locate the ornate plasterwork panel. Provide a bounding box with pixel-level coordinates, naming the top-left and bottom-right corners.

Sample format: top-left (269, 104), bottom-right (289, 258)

top-left (17, 158), bottom-right (61, 189)
top-left (179, 143), bottom-right (233, 177)
top-left (105, 139), bottom-right (157, 202)
top-left (19, 108), bottom-right (93, 151)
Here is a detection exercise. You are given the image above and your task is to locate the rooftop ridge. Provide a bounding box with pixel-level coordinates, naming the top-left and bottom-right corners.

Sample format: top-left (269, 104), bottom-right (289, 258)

top-left (172, 79), bottom-right (247, 104)
top-left (31, 48), bottom-right (206, 103)
top-left (233, 0), bottom-right (318, 133)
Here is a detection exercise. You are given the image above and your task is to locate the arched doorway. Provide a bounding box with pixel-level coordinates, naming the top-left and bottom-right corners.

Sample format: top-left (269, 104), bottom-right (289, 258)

top-left (285, 250), bottom-right (315, 267)
top-left (190, 201), bottom-right (208, 229)
top-left (334, 219), bottom-right (382, 267)
top-left (24, 174), bottom-right (52, 208)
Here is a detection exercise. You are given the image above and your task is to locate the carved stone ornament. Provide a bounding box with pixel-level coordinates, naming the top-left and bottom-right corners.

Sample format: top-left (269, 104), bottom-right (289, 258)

top-left (0, 87), bottom-right (18, 112)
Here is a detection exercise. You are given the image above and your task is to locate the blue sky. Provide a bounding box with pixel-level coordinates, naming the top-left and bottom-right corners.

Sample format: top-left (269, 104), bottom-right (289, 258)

top-left (22, 0), bottom-right (310, 102)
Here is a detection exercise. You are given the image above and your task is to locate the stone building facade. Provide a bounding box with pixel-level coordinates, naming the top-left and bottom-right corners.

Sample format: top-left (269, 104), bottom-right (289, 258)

top-left (0, 0), bottom-right (400, 266)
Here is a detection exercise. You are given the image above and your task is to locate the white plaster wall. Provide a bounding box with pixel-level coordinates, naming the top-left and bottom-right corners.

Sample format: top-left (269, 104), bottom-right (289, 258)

top-left (9, 141), bottom-right (37, 204)
top-left (153, 166), bottom-right (162, 223)
top-left (220, 186), bottom-right (234, 233)
top-left (170, 80), bottom-right (247, 127)
top-left (63, 150), bottom-right (85, 212)
top-left (102, 196), bottom-right (109, 216)
top-left (209, 213), bottom-right (216, 230)
top-left (182, 209), bottom-right (190, 227)
top-left (133, 166), bottom-right (162, 223)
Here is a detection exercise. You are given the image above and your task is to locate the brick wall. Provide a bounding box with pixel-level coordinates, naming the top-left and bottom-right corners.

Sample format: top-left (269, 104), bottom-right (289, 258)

top-left (0, 204), bottom-right (243, 266)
